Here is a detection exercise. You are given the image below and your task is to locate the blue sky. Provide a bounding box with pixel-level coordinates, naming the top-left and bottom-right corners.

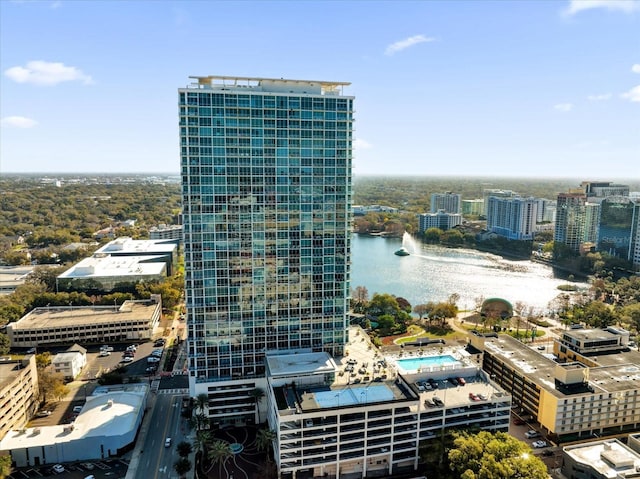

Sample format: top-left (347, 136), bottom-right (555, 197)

top-left (1, 0), bottom-right (638, 178)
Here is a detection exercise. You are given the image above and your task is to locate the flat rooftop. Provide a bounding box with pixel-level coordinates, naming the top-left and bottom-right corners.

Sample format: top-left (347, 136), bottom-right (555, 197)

top-left (483, 334), bottom-right (640, 397)
top-left (94, 237), bottom-right (176, 256)
top-left (564, 439), bottom-right (640, 476)
top-left (0, 384), bottom-right (146, 451)
top-left (9, 300), bottom-right (159, 330)
top-left (277, 380), bottom-right (414, 414)
top-left (0, 359), bottom-right (31, 389)
top-left (58, 255), bottom-right (166, 279)
top-left (266, 352), bottom-right (336, 378)
top-left (186, 76), bottom-right (351, 96)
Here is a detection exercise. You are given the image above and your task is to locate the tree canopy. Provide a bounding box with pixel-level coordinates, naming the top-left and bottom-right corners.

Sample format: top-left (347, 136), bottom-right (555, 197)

top-left (448, 431), bottom-right (548, 479)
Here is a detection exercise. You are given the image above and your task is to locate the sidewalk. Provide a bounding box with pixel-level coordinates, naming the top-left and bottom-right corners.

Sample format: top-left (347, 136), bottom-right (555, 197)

top-left (124, 389), bottom-right (158, 479)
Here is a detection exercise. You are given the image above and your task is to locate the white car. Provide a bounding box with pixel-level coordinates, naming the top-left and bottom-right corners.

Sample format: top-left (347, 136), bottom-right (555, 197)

top-left (98, 350), bottom-right (111, 357)
top-left (121, 356), bottom-right (134, 363)
top-left (147, 357), bottom-right (160, 363)
top-left (165, 437), bottom-right (172, 447)
top-left (532, 440), bottom-right (548, 448)
top-left (53, 464), bottom-right (65, 473)
top-left (525, 430), bottom-right (540, 439)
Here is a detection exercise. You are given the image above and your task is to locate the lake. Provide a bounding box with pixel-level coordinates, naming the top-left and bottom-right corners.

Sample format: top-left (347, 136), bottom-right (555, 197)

top-left (350, 233), bottom-right (587, 312)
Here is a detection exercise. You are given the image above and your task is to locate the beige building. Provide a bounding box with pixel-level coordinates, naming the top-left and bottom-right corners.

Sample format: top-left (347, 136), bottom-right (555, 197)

top-left (7, 298), bottom-right (162, 348)
top-left (470, 327), bottom-right (640, 442)
top-left (0, 356), bottom-right (38, 441)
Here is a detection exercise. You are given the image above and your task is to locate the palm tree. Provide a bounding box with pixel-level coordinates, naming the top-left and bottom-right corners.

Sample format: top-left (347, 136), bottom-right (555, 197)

top-left (249, 387), bottom-right (265, 424)
top-left (256, 428), bottom-right (276, 453)
top-left (173, 457), bottom-right (192, 478)
top-left (206, 440), bottom-right (232, 473)
top-left (177, 440), bottom-right (193, 458)
top-left (194, 393), bottom-right (209, 414)
top-left (193, 429), bottom-right (211, 456)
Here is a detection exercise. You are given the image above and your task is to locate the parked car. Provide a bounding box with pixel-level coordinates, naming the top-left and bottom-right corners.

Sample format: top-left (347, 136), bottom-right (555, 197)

top-left (98, 350), bottom-right (111, 357)
top-left (432, 396), bottom-right (444, 407)
top-left (121, 357), bottom-right (134, 363)
top-left (457, 377), bottom-right (466, 386)
top-left (100, 345), bottom-right (114, 352)
top-left (146, 366), bottom-right (157, 373)
top-left (36, 410), bottom-right (52, 417)
top-left (147, 357), bottom-right (160, 364)
top-left (424, 398), bottom-right (436, 407)
top-left (477, 393), bottom-right (488, 400)
top-left (542, 449), bottom-right (554, 456)
top-left (525, 430), bottom-right (541, 438)
top-left (73, 405), bottom-right (83, 413)
top-left (532, 440), bottom-right (548, 448)
top-left (53, 464), bottom-right (65, 473)
top-left (468, 392), bottom-right (480, 401)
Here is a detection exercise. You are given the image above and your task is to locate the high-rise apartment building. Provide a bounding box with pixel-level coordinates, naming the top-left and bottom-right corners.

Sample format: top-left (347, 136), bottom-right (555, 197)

top-left (430, 192), bottom-right (461, 214)
top-left (179, 76), bottom-right (354, 421)
top-left (482, 189), bottom-right (516, 217)
top-left (486, 196), bottom-right (538, 240)
top-left (598, 196), bottom-right (639, 261)
top-left (555, 192), bottom-right (587, 253)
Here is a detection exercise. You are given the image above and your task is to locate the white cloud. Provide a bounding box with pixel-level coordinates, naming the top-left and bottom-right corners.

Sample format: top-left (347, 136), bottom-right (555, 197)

top-left (385, 34), bottom-right (435, 56)
top-left (632, 64), bottom-right (640, 73)
top-left (587, 93), bottom-right (612, 101)
top-left (620, 85), bottom-right (640, 102)
top-left (354, 138), bottom-right (373, 150)
top-left (564, 0), bottom-right (639, 15)
top-left (554, 103), bottom-right (574, 112)
top-left (1, 116), bottom-right (38, 128)
top-left (4, 60), bottom-right (92, 86)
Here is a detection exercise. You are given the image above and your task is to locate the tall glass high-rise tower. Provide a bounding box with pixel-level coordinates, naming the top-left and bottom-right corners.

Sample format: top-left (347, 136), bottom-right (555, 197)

top-left (179, 76), bottom-right (353, 402)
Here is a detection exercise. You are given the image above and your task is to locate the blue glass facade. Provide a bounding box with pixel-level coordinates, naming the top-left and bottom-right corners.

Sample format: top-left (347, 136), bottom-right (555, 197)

top-left (179, 77), bottom-right (353, 383)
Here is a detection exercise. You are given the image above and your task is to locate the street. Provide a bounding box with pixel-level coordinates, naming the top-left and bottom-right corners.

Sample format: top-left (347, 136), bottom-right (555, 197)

top-left (133, 394), bottom-right (189, 479)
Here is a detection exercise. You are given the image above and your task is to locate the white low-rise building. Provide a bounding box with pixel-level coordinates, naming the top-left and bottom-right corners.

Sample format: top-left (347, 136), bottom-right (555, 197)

top-left (51, 344), bottom-right (87, 380)
top-left (0, 384), bottom-right (148, 467)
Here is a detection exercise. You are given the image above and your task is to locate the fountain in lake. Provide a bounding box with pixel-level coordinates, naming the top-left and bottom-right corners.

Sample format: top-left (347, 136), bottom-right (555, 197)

top-left (395, 232), bottom-right (419, 256)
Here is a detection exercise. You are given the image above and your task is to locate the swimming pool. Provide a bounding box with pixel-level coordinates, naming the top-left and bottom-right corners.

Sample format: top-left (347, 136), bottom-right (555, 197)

top-left (394, 355), bottom-right (460, 372)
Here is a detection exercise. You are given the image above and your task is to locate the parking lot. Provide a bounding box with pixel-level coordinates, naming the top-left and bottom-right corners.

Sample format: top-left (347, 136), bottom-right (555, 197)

top-left (28, 339), bottom-right (168, 431)
top-left (7, 458), bottom-right (129, 479)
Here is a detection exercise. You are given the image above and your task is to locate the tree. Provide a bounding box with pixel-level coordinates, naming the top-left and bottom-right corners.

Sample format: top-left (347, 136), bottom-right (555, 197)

top-left (0, 454), bottom-right (11, 479)
top-left (249, 387), bottom-right (265, 424)
top-left (583, 300), bottom-right (618, 328)
top-left (256, 428), bottom-right (276, 454)
top-left (173, 457), bottom-right (192, 478)
top-left (26, 265), bottom-right (66, 292)
top-left (448, 431), bottom-right (548, 479)
top-left (35, 352), bottom-right (52, 369)
top-left (413, 304), bottom-right (429, 321)
top-left (193, 430), bottom-right (211, 456)
top-left (206, 440), bottom-right (232, 473)
top-left (176, 441), bottom-right (193, 458)
top-left (423, 227), bottom-right (442, 243)
top-left (194, 393), bottom-right (209, 416)
top-left (38, 371), bottom-right (68, 405)
top-left (0, 334), bottom-right (9, 355)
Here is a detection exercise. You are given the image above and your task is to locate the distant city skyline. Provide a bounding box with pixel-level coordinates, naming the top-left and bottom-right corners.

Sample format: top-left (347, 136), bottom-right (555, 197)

top-left (1, 0), bottom-right (638, 178)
